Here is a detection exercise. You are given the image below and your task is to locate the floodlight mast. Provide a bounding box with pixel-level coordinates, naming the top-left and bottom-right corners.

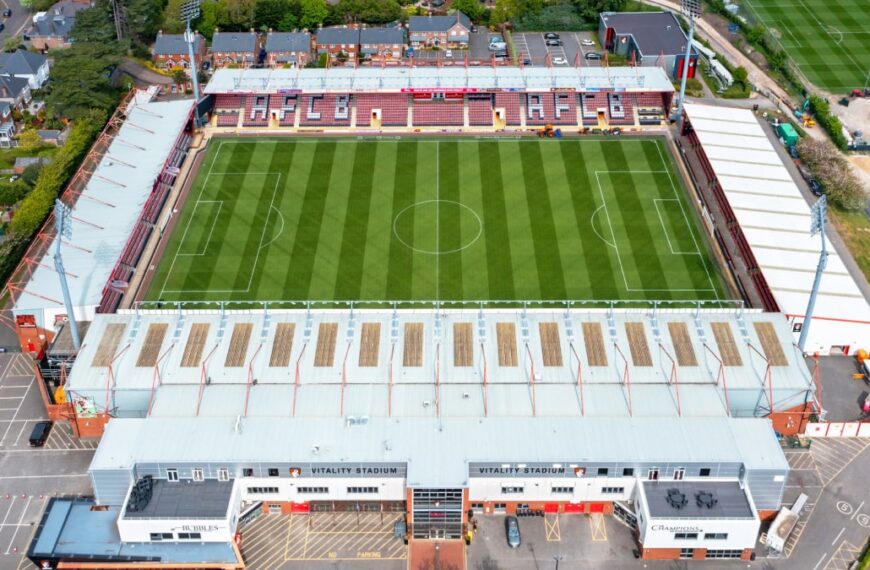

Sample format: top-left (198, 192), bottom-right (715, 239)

top-left (797, 196), bottom-right (828, 352)
top-left (673, 0), bottom-right (700, 124)
top-left (181, 0), bottom-right (203, 127)
top-left (53, 200), bottom-right (81, 351)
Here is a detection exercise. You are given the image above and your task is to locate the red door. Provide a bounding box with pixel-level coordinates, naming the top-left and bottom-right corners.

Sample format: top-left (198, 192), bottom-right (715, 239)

top-left (290, 502), bottom-right (310, 513)
top-left (544, 503), bottom-right (559, 514)
top-left (588, 503), bottom-right (605, 513)
top-left (564, 502), bottom-right (584, 513)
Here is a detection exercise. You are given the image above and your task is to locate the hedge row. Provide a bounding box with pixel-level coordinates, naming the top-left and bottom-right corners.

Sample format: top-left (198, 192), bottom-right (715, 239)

top-left (0, 109), bottom-right (108, 288)
top-left (807, 96), bottom-right (849, 151)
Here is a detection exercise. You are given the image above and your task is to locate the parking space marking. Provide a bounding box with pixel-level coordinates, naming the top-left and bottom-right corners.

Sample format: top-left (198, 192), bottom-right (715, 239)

top-left (823, 540), bottom-right (862, 570)
top-left (588, 513), bottom-right (607, 542)
top-left (544, 515), bottom-right (560, 541)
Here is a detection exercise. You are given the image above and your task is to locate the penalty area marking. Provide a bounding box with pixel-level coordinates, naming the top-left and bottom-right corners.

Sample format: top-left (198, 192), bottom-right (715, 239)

top-left (176, 200), bottom-right (223, 257)
top-left (653, 199), bottom-right (703, 256)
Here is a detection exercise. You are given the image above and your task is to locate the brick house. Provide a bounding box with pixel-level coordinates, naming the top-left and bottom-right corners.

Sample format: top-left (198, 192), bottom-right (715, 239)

top-left (315, 27), bottom-right (360, 60)
top-left (153, 31), bottom-right (207, 73)
top-left (0, 75), bottom-right (31, 110)
top-left (264, 32), bottom-right (311, 68)
top-left (408, 13), bottom-right (471, 48)
top-left (26, 0), bottom-right (91, 50)
top-left (211, 31), bottom-right (259, 68)
top-left (359, 27), bottom-right (404, 60)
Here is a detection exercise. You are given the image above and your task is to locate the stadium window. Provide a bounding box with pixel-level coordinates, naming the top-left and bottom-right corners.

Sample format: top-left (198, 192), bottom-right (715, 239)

top-left (150, 533), bottom-right (173, 541)
top-left (243, 468), bottom-right (254, 477)
top-left (297, 487), bottom-right (328, 494)
top-left (177, 532), bottom-right (202, 540)
top-left (706, 550), bottom-right (742, 559)
top-left (166, 469), bottom-right (178, 482)
top-left (622, 468), bottom-right (634, 477)
top-left (674, 533), bottom-right (698, 540)
top-left (347, 487), bottom-right (378, 494)
top-left (601, 487), bottom-right (625, 494)
top-left (597, 467), bottom-right (609, 476)
top-left (700, 468), bottom-right (711, 477)
top-left (501, 486), bottom-right (524, 494)
top-left (192, 468), bottom-right (204, 482)
top-left (704, 533), bottom-right (728, 540)
top-left (679, 548), bottom-right (694, 559)
top-left (268, 468), bottom-right (279, 477)
top-left (551, 486), bottom-right (573, 494)
top-left (247, 487), bottom-right (279, 494)
top-left (217, 468), bottom-right (229, 482)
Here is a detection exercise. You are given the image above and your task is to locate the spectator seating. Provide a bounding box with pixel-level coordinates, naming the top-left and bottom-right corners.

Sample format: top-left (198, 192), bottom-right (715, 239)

top-left (553, 93), bottom-right (577, 125)
top-left (214, 94), bottom-right (242, 111)
top-left (580, 93), bottom-right (607, 125)
top-left (356, 94), bottom-right (409, 126)
top-left (609, 93), bottom-right (634, 125)
top-left (243, 95), bottom-right (270, 127)
top-left (217, 112), bottom-right (239, 127)
top-left (525, 93), bottom-right (554, 125)
top-left (494, 93), bottom-right (521, 125)
top-left (467, 95), bottom-right (493, 126)
top-left (412, 99), bottom-right (463, 126)
top-left (300, 94), bottom-right (352, 126)
top-left (268, 94), bottom-right (298, 126)
top-left (635, 93), bottom-right (666, 125)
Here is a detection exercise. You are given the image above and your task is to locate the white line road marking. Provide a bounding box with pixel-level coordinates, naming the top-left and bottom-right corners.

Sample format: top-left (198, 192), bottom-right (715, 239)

top-left (0, 475), bottom-right (89, 479)
top-left (813, 552), bottom-right (828, 570)
top-left (0, 378), bottom-right (30, 445)
top-left (0, 497), bottom-right (16, 532)
top-left (5, 495), bottom-right (31, 554)
top-left (831, 527), bottom-right (845, 545)
top-left (849, 501), bottom-right (864, 521)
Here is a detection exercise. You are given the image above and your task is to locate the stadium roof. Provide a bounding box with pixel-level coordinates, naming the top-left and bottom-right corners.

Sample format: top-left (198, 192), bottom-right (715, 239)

top-left (683, 103), bottom-right (870, 352)
top-left (91, 415), bottom-right (788, 487)
top-left (11, 96), bottom-right (193, 322)
top-left (203, 66), bottom-right (675, 94)
top-left (599, 12), bottom-right (694, 57)
top-left (66, 308), bottom-right (814, 420)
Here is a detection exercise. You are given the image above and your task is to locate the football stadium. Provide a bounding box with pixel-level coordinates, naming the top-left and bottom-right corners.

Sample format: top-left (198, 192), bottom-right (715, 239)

top-left (8, 65), bottom-right (866, 569)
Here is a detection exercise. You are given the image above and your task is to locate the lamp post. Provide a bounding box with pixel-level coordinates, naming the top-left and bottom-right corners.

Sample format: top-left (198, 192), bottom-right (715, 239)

top-left (181, 0), bottom-right (203, 127)
top-left (797, 195), bottom-right (827, 352)
top-left (673, 0), bottom-right (701, 124)
top-left (53, 200), bottom-right (80, 351)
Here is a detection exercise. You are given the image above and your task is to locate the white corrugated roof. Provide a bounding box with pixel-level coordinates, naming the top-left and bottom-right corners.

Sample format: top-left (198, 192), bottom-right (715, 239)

top-left (684, 103), bottom-right (870, 352)
top-left (12, 97), bottom-right (193, 322)
top-left (203, 66), bottom-right (675, 94)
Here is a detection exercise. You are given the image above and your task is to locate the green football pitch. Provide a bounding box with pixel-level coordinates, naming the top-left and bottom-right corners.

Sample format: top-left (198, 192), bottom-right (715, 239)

top-left (742, 0), bottom-right (870, 93)
top-left (145, 137), bottom-right (729, 305)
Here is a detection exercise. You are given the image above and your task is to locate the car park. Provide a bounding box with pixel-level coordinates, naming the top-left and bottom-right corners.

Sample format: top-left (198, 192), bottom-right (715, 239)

top-left (585, 51), bottom-right (602, 60)
top-left (0, 23), bottom-right (5, 32)
top-left (445, 49), bottom-right (453, 58)
top-left (553, 57), bottom-right (567, 65)
top-left (544, 32), bottom-right (560, 40)
top-left (545, 39), bottom-right (563, 47)
top-left (505, 516), bottom-right (521, 548)
top-left (29, 421), bottom-right (53, 447)
top-left (3, 8), bottom-right (11, 17)
top-left (808, 179), bottom-right (823, 196)
top-left (581, 39), bottom-right (595, 46)
top-left (788, 145), bottom-right (799, 159)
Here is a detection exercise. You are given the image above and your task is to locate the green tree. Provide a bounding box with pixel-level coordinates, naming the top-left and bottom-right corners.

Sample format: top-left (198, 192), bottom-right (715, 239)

top-left (299, 0), bottom-right (328, 29)
top-left (3, 36), bottom-right (22, 52)
top-left (197, 0), bottom-right (230, 39)
top-left (171, 68), bottom-right (189, 84)
top-left (17, 129), bottom-right (43, 153)
top-left (732, 66), bottom-right (748, 86)
top-left (450, 0), bottom-right (483, 20)
top-left (69, 0), bottom-right (118, 44)
top-left (21, 163), bottom-right (43, 186)
top-left (572, 0), bottom-right (626, 21)
top-left (254, 0), bottom-right (289, 29)
top-left (124, 0), bottom-right (164, 43)
top-left (45, 43), bottom-right (122, 119)
top-left (277, 11), bottom-right (299, 31)
top-left (225, 0), bottom-right (256, 28)
top-left (162, 0), bottom-right (186, 33)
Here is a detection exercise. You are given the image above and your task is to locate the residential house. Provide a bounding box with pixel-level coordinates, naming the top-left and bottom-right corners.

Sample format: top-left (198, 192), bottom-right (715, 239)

top-left (0, 75), bottom-right (32, 110)
top-left (27, 0), bottom-right (91, 50)
top-left (408, 13), bottom-right (472, 48)
top-left (211, 31), bottom-right (259, 68)
top-left (153, 31), bottom-right (207, 72)
top-left (0, 51), bottom-right (49, 90)
top-left (359, 27), bottom-right (403, 60)
top-left (14, 157), bottom-right (51, 174)
top-left (0, 120), bottom-right (18, 148)
top-left (264, 32), bottom-right (311, 68)
top-left (315, 27), bottom-right (360, 59)
top-left (37, 129), bottom-right (67, 146)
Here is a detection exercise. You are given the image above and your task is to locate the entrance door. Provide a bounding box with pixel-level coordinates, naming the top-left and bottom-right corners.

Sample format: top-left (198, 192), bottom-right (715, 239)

top-left (430, 529), bottom-right (446, 539)
top-left (648, 468), bottom-right (659, 481)
top-left (412, 489), bottom-right (464, 540)
top-left (674, 468), bottom-right (685, 481)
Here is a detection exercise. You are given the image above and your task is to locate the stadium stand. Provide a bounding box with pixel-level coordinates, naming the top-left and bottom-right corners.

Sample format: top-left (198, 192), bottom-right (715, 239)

top-left (467, 94), bottom-right (493, 126)
top-left (635, 93), bottom-right (666, 124)
top-left (214, 94), bottom-right (242, 111)
top-left (300, 94), bottom-right (351, 126)
top-left (580, 93), bottom-right (607, 125)
top-left (217, 112), bottom-right (239, 127)
top-left (356, 93), bottom-right (409, 127)
top-left (493, 93), bottom-right (521, 126)
top-left (242, 95), bottom-right (269, 127)
top-left (412, 96), bottom-right (464, 126)
top-left (524, 93), bottom-right (554, 125)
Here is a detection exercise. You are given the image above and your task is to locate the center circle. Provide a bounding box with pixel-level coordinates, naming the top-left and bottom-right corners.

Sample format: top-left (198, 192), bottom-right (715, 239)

top-left (392, 200), bottom-right (483, 255)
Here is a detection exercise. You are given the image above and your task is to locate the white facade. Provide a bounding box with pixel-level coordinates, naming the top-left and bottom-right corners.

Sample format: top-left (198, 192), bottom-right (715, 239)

top-left (239, 477), bottom-right (407, 503)
top-left (469, 476), bottom-right (634, 505)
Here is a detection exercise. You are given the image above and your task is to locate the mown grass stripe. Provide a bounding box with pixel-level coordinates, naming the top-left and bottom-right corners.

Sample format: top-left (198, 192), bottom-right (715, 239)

top-left (333, 143), bottom-right (377, 300)
top-left (359, 143), bottom-right (399, 300)
top-left (437, 141), bottom-right (463, 299)
top-left (518, 141), bottom-right (568, 300)
top-left (282, 141), bottom-right (338, 299)
top-left (478, 142), bottom-right (516, 300)
top-left (559, 141), bottom-right (620, 299)
top-left (385, 141), bottom-right (418, 300)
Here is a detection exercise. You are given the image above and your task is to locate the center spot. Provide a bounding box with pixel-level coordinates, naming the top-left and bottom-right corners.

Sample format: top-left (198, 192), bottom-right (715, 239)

top-left (392, 200), bottom-right (483, 255)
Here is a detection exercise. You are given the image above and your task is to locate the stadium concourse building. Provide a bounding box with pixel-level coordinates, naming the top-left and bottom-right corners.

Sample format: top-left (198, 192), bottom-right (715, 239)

top-left (680, 103), bottom-right (870, 355)
top-left (202, 66), bottom-right (676, 129)
top-left (28, 307), bottom-right (816, 566)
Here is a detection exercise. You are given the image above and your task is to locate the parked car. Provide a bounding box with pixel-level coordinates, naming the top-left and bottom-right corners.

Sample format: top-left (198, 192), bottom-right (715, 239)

top-left (445, 49), bottom-right (453, 58)
top-left (553, 57), bottom-right (567, 65)
top-left (0, 23), bottom-right (6, 32)
top-left (544, 32), bottom-right (560, 40)
top-left (545, 39), bottom-right (563, 47)
top-left (505, 516), bottom-right (521, 548)
top-left (808, 179), bottom-right (823, 196)
top-left (522, 58), bottom-right (532, 65)
top-left (29, 421), bottom-right (52, 447)
top-left (788, 145), bottom-right (799, 159)
top-left (489, 42), bottom-right (507, 51)
top-left (585, 51), bottom-right (602, 60)
top-left (3, 8), bottom-right (11, 17)
top-left (471, 25), bottom-right (477, 33)
top-left (797, 163), bottom-right (813, 181)
top-left (581, 39), bottom-right (595, 46)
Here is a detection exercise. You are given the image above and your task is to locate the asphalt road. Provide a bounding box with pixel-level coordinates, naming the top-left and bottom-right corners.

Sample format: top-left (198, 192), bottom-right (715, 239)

top-left (0, 0), bottom-right (30, 43)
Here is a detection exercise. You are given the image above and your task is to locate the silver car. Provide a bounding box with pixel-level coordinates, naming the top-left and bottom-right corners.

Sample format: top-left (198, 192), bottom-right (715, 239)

top-left (505, 515), bottom-right (521, 548)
